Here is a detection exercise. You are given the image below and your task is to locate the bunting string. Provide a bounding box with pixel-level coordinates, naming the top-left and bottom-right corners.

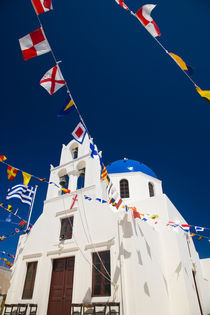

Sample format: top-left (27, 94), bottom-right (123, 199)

top-left (0, 159), bottom-right (71, 194)
top-left (33, 5), bottom-right (91, 136)
top-left (0, 250), bottom-right (15, 259)
top-left (0, 203), bottom-right (27, 222)
top-left (114, 1), bottom-right (210, 102)
top-left (82, 193), bottom-right (210, 242)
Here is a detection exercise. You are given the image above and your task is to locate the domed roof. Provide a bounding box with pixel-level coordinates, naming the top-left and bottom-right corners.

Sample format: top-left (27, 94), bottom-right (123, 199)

top-left (106, 159), bottom-right (157, 178)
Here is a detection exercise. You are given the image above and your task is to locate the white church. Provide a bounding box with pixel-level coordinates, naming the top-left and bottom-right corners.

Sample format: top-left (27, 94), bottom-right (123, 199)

top-left (5, 135), bottom-right (210, 315)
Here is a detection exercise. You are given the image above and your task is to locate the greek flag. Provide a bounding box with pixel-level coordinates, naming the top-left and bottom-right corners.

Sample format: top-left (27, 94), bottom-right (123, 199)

top-left (6, 184), bottom-right (35, 206)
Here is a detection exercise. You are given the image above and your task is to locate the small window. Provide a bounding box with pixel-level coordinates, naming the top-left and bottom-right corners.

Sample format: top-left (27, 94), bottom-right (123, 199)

top-left (72, 147), bottom-right (78, 159)
top-left (77, 168), bottom-right (85, 190)
top-left (148, 182), bottom-right (155, 197)
top-left (60, 217), bottom-right (74, 240)
top-left (120, 179), bottom-right (129, 198)
top-left (70, 144), bottom-right (79, 160)
top-left (22, 261), bottom-right (37, 299)
top-left (92, 251), bottom-right (111, 297)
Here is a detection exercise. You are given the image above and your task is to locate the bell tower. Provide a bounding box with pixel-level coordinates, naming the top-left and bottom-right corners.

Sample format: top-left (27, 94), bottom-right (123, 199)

top-left (45, 134), bottom-right (102, 201)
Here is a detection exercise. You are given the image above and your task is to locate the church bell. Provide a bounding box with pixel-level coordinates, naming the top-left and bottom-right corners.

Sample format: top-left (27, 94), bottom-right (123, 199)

top-left (59, 175), bottom-right (68, 187)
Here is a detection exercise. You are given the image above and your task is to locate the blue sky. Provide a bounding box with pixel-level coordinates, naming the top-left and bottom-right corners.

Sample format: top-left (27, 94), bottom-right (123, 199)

top-left (0, 0), bottom-right (210, 265)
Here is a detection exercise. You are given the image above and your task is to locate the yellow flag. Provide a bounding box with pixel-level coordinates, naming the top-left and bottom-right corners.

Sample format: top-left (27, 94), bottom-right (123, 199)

top-left (196, 86), bottom-right (210, 103)
top-left (22, 172), bottom-right (32, 186)
top-left (169, 53), bottom-right (188, 70)
top-left (150, 215), bottom-right (159, 220)
top-left (7, 205), bottom-right (12, 212)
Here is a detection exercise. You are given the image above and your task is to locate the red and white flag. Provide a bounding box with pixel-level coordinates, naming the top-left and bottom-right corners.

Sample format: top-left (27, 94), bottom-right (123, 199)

top-left (19, 28), bottom-right (50, 61)
top-left (31, 0), bottom-right (53, 15)
top-left (72, 122), bottom-right (87, 144)
top-left (135, 4), bottom-right (161, 38)
top-left (40, 66), bottom-right (66, 95)
top-left (115, 0), bottom-right (129, 10)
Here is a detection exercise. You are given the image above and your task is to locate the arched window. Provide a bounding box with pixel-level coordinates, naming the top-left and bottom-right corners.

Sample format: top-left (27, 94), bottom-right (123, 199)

top-left (70, 143), bottom-right (79, 160)
top-left (58, 169), bottom-right (69, 195)
top-left (148, 182), bottom-right (155, 197)
top-left (77, 168), bottom-right (85, 190)
top-left (120, 179), bottom-right (129, 198)
top-left (72, 147), bottom-right (78, 159)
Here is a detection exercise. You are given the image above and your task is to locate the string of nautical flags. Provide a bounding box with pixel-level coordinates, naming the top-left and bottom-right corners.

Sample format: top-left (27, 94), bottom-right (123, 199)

top-left (0, 220), bottom-right (28, 242)
top-left (0, 202), bottom-right (27, 222)
top-left (114, 1), bottom-right (210, 103)
top-left (82, 192), bottom-right (210, 243)
top-left (18, 0), bottom-right (91, 135)
top-left (0, 155), bottom-right (70, 194)
top-left (0, 257), bottom-right (14, 268)
top-left (0, 250), bottom-right (15, 259)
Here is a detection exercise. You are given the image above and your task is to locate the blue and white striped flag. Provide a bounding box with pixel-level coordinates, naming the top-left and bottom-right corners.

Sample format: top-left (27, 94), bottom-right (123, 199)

top-left (6, 184), bottom-right (35, 206)
top-left (195, 226), bottom-right (205, 232)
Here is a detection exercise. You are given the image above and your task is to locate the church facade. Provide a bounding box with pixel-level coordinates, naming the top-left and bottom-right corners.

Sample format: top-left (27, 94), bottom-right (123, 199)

top-left (5, 135), bottom-right (210, 314)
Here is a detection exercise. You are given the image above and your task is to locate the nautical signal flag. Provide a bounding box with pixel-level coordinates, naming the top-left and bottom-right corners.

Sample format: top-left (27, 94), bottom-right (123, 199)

top-left (40, 66), bottom-right (66, 95)
top-left (19, 220), bottom-right (27, 230)
top-left (19, 28), bottom-right (50, 61)
top-left (57, 96), bottom-right (76, 117)
top-left (22, 172), bottom-right (32, 186)
top-left (61, 188), bottom-right (71, 194)
top-left (169, 53), bottom-right (188, 70)
top-left (7, 166), bottom-right (18, 181)
top-left (135, 4), bottom-right (161, 38)
top-left (195, 226), bottom-right (205, 232)
top-left (180, 224), bottom-right (191, 232)
top-left (169, 53), bottom-right (194, 75)
top-left (150, 215), bottom-right (159, 220)
top-left (101, 164), bottom-right (108, 181)
top-left (31, 0), bottom-right (53, 15)
top-left (72, 122), bottom-right (87, 144)
top-left (115, 0), bottom-right (129, 10)
top-left (133, 210), bottom-right (141, 219)
top-left (0, 155), bottom-right (7, 162)
top-left (196, 87), bottom-right (210, 103)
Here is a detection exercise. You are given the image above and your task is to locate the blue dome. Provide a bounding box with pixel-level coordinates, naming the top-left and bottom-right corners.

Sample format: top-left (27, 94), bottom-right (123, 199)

top-left (106, 159), bottom-right (157, 178)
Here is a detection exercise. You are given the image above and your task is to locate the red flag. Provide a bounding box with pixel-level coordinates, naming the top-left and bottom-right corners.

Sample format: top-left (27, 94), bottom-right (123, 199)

top-left (19, 28), bottom-right (50, 61)
top-left (115, 199), bottom-right (123, 210)
top-left (31, 0), bottom-right (52, 15)
top-left (40, 66), bottom-right (66, 95)
top-left (135, 5), bottom-right (161, 38)
top-left (7, 166), bottom-right (18, 181)
top-left (133, 210), bottom-right (141, 219)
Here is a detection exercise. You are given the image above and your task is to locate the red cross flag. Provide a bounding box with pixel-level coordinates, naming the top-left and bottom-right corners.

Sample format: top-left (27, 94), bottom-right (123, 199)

top-left (40, 66), bottom-right (66, 95)
top-left (19, 28), bottom-right (50, 61)
top-left (135, 4), bottom-right (161, 38)
top-left (72, 122), bottom-right (87, 144)
top-left (31, 0), bottom-right (53, 15)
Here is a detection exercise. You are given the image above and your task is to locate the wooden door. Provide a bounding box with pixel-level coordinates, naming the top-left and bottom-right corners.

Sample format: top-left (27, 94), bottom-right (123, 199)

top-left (47, 257), bottom-right (75, 315)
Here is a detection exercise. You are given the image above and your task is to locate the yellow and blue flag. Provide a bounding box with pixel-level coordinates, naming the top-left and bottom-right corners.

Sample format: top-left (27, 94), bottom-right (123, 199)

top-left (57, 96), bottom-right (76, 117)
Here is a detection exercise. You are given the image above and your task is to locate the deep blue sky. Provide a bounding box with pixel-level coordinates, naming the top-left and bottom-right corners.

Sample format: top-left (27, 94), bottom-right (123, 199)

top-left (0, 0), bottom-right (210, 265)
